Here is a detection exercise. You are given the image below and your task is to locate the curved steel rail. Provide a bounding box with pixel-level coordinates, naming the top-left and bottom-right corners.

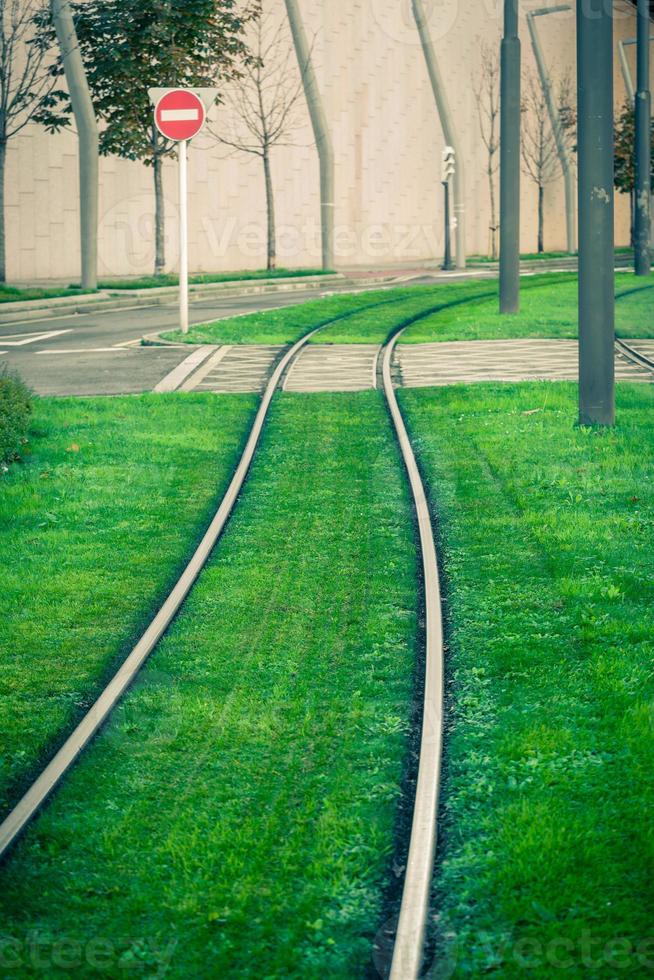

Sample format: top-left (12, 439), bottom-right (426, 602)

top-left (382, 329), bottom-right (445, 980)
top-left (2, 284), bottom-right (453, 860)
top-left (615, 336), bottom-right (654, 375)
top-left (0, 327), bottom-right (324, 860)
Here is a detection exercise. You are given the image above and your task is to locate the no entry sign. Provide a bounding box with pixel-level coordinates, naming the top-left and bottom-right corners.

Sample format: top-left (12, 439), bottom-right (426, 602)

top-left (154, 89), bottom-right (206, 142)
top-left (148, 86), bottom-right (216, 334)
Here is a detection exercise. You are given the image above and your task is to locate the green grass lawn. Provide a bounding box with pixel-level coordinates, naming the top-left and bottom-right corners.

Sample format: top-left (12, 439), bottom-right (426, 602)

top-left (164, 272), bottom-right (653, 348)
top-left (401, 274), bottom-right (654, 343)
top-left (0, 394), bottom-right (257, 812)
top-left (400, 382), bottom-right (654, 976)
top-left (314, 282), bottom-right (493, 345)
top-left (615, 284), bottom-right (654, 337)
top-left (0, 392), bottom-right (419, 979)
top-left (159, 287), bottom-right (432, 346)
top-left (0, 286), bottom-right (95, 304)
top-left (100, 268), bottom-right (331, 290)
top-left (162, 282), bottom-right (499, 347)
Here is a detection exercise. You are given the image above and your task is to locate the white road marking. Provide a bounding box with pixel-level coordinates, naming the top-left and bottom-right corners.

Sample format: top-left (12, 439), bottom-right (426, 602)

top-left (0, 351), bottom-right (7, 356)
top-left (35, 347), bottom-right (131, 355)
top-left (192, 346), bottom-right (284, 393)
top-left (153, 346), bottom-right (218, 393)
top-left (180, 346), bottom-right (231, 391)
top-left (0, 329), bottom-right (73, 346)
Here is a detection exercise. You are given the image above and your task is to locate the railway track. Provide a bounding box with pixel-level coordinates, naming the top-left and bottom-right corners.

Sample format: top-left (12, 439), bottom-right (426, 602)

top-left (4, 280), bottom-right (649, 976)
top-left (615, 336), bottom-right (654, 375)
top-left (381, 327), bottom-right (444, 980)
top-left (0, 289), bottom-right (456, 862)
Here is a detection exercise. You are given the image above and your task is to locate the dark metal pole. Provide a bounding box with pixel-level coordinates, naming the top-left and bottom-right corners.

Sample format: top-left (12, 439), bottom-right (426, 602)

top-left (500, 0), bottom-right (521, 313)
top-left (51, 0), bottom-right (98, 290)
top-left (442, 182), bottom-right (453, 270)
top-left (577, 0), bottom-right (615, 426)
top-left (634, 0), bottom-right (651, 277)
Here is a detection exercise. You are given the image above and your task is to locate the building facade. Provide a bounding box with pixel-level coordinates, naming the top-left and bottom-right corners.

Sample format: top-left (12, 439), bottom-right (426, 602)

top-left (6, 0), bottom-right (644, 281)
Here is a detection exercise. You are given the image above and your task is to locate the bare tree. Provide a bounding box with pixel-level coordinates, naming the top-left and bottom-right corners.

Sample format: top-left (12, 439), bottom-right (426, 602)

top-left (473, 41), bottom-right (500, 259)
top-left (211, 4), bottom-right (305, 271)
top-left (521, 69), bottom-right (559, 253)
top-left (0, 0), bottom-right (62, 282)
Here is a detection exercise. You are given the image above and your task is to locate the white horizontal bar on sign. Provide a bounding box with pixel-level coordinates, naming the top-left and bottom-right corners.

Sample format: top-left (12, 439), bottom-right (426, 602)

top-left (161, 109), bottom-right (199, 121)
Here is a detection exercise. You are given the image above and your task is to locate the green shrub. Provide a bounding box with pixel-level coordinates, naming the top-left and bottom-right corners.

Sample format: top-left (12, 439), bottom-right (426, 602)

top-left (0, 366), bottom-right (32, 468)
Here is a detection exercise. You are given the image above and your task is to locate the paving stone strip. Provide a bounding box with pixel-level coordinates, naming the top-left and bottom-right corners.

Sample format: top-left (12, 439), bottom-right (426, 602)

top-left (161, 339), bottom-right (654, 394)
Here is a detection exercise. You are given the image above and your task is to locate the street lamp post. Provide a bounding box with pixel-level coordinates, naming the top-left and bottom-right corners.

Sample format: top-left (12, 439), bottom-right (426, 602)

top-left (577, 0), bottom-right (615, 426)
top-left (499, 0), bottom-right (521, 313)
top-left (441, 147), bottom-right (455, 271)
top-left (634, 0), bottom-right (651, 277)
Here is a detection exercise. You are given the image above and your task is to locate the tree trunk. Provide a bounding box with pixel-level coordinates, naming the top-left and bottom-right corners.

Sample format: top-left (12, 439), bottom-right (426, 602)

top-left (0, 139), bottom-right (6, 283)
top-left (263, 148), bottom-right (276, 271)
top-left (152, 129), bottom-right (165, 276)
top-left (538, 183), bottom-right (544, 253)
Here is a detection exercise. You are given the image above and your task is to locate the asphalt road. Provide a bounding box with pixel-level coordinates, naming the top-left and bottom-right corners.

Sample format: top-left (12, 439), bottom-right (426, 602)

top-left (0, 274), bottom-right (456, 396)
top-left (0, 265), bottom-right (535, 396)
top-left (0, 285), bottom-right (359, 396)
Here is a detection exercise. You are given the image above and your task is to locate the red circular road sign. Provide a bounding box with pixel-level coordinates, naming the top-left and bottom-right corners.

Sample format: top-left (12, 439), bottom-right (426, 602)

top-left (154, 89), bottom-right (206, 142)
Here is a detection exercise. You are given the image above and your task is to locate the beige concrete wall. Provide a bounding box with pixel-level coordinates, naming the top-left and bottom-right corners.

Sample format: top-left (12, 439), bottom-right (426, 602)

top-left (5, 0), bottom-right (642, 281)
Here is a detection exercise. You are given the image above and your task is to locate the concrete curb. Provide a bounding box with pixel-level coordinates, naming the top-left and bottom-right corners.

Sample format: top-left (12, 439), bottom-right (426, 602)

top-left (0, 273), bottom-right (347, 325)
top-left (468, 255), bottom-right (633, 272)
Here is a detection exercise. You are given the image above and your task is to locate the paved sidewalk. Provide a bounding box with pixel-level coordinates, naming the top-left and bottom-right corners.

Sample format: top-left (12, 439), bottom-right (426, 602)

top-left (395, 339), bottom-right (652, 387)
top-left (163, 338), bottom-right (654, 395)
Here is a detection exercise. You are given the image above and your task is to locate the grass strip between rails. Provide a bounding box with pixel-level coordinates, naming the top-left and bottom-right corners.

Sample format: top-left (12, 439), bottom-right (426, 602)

top-left (0, 392), bottom-right (419, 979)
top-left (400, 273), bottom-right (654, 343)
top-left (162, 279), bottom-right (530, 347)
top-left (159, 286), bottom-right (439, 346)
top-left (399, 382), bottom-right (654, 977)
top-left (0, 394), bottom-right (257, 813)
top-left (162, 272), bottom-right (650, 348)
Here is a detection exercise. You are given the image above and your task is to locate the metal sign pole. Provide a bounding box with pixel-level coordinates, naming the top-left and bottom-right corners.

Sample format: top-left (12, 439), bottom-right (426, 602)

top-left (179, 139), bottom-right (189, 335)
top-left (149, 88), bottom-right (217, 334)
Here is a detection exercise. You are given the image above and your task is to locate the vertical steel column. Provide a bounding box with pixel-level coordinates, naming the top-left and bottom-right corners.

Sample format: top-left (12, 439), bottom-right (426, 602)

top-left (51, 0), bottom-right (98, 290)
top-left (634, 0), bottom-right (651, 277)
top-left (577, 0), bottom-right (615, 426)
top-left (283, 0), bottom-right (334, 270)
top-left (500, 0), bottom-right (521, 313)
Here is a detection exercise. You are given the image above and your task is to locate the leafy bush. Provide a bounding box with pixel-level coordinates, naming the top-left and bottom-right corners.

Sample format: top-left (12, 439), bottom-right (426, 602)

top-left (0, 366), bottom-right (32, 468)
